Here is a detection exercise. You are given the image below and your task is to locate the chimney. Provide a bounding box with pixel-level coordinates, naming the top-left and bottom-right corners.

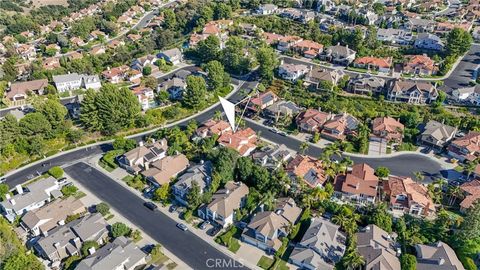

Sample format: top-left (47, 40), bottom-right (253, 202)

top-left (139, 141), bottom-right (144, 147)
top-left (144, 162), bottom-right (150, 170)
top-left (16, 185), bottom-right (23, 195)
top-left (260, 204), bottom-right (265, 212)
top-left (5, 194), bottom-right (11, 200)
top-left (10, 199), bottom-right (16, 206)
top-left (151, 138), bottom-right (156, 143)
top-left (88, 246), bottom-right (96, 255)
top-left (73, 237), bottom-right (81, 248)
top-left (58, 220), bottom-right (65, 226)
top-left (54, 242), bottom-right (60, 248)
top-left (365, 226), bottom-right (371, 231)
top-left (200, 160), bottom-right (204, 164)
top-left (438, 258), bottom-right (445, 265)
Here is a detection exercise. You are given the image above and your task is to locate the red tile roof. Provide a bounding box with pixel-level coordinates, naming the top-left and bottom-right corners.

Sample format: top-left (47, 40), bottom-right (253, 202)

top-left (354, 57), bottom-right (392, 69)
top-left (334, 163), bottom-right (379, 197)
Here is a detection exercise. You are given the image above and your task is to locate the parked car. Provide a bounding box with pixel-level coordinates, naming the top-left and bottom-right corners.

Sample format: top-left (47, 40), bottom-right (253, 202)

top-left (57, 177), bottom-right (68, 186)
top-left (0, 177), bottom-right (6, 184)
top-left (207, 226), bottom-right (221, 236)
top-left (169, 205), bottom-right (177, 213)
top-left (176, 223), bottom-right (188, 231)
top-left (144, 202), bottom-right (158, 211)
top-left (199, 221), bottom-right (210, 230)
top-left (143, 186), bottom-right (156, 199)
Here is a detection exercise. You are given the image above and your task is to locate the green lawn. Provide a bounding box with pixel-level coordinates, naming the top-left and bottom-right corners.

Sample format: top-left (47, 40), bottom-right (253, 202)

top-left (228, 239), bottom-right (241, 253)
top-left (98, 160), bottom-right (115, 172)
top-left (257, 256), bottom-right (274, 270)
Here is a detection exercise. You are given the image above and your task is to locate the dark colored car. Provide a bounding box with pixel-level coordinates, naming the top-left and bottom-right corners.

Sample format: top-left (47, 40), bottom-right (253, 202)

top-left (207, 226), bottom-right (221, 236)
top-left (144, 202), bottom-right (158, 211)
top-left (169, 205), bottom-right (177, 213)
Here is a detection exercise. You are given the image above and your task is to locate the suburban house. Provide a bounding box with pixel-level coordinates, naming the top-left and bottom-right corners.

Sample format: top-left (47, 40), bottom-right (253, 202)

top-left (414, 33), bottom-right (444, 51)
top-left (321, 113), bottom-right (360, 141)
top-left (195, 119), bottom-right (232, 139)
top-left (384, 176), bottom-right (435, 217)
top-left (415, 242), bottom-right (465, 270)
top-left (356, 225), bottom-right (401, 270)
top-left (289, 218), bottom-right (346, 270)
top-left (333, 163), bottom-right (379, 204)
top-left (376, 28), bottom-right (413, 45)
top-left (459, 180), bottom-right (480, 212)
top-left (16, 44), bottom-right (36, 60)
top-left (403, 54), bottom-right (438, 76)
top-left (132, 86), bottom-right (156, 111)
top-left (292, 40), bottom-right (324, 58)
top-left (419, 120), bottom-right (457, 149)
top-left (296, 109), bottom-right (332, 133)
top-left (241, 198), bottom-right (302, 253)
top-left (264, 100), bottom-right (302, 123)
top-left (277, 35), bottom-right (303, 52)
top-left (172, 161), bottom-right (213, 206)
top-left (406, 18), bottom-right (436, 32)
top-left (347, 75), bottom-right (385, 95)
top-left (157, 48), bottom-right (182, 65)
top-left (0, 177), bottom-right (61, 222)
top-left (248, 91), bottom-right (278, 112)
top-left (217, 128), bottom-right (258, 157)
top-left (34, 213), bottom-right (109, 263)
top-left (141, 154), bottom-right (190, 186)
top-left (451, 86), bottom-right (480, 105)
top-left (320, 44), bottom-right (356, 65)
top-left (118, 139), bottom-right (168, 174)
top-left (353, 57), bottom-right (392, 73)
top-left (256, 3), bottom-right (278, 14)
top-left (370, 116), bottom-right (404, 143)
top-left (21, 197), bottom-right (85, 236)
top-left (198, 181), bottom-right (249, 228)
top-left (75, 236), bottom-right (147, 270)
top-left (286, 155), bottom-right (327, 188)
top-left (102, 65), bottom-right (130, 84)
top-left (53, 73), bottom-right (102, 93)
top-left (252, 144), bottom-right (294, 170)
top-left (131, 54), bottom-right (158, 71)
top-left (158, 77), bottom-right (187, 100)
top-left (278, 62), bottom-right (310, 81)
top-left (304, 67), bottom-right (345, 91)
top-left (5, 79), bottom-right (49, 106)
top-left (43, 57), bottom-right (61, 70)
top-left (387, 80), bottom-right (438, 104)
top-left (447, 131), bottom-right (480, 162)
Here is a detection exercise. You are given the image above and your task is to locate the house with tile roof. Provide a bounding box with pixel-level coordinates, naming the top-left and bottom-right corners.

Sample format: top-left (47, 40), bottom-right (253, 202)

top-left (289, 217), bottom-right (346, 270)
top-left (403, 54), bottom-right (438, 75)
top-left (353, 56), bottom-right (392, 73)
top-left (141, 154), bottom-right (189, 186)
top-left (5, 79), bottom-right (48, 106)
top-left (387, 79), bottom-right (438, 104)
top-left (118, 139), bottom-right (168, 174)
top-left (277, 35), bottom-right (303, 52)
top-left (334, 163), bottom-right (379, 204)
top-left (371, 116), bottom-right (404, 143)
top-left (292, 40), bottom-right (324, 58)
top-left (198, 181), bottom-right (249, 228)
top-left (195, 119), bottom-right (232, 138)
top-left (241, 198), bottom-right (301, 252)
top-left (321, 113), bottom-right (360, 141)
top-left (217, 128), bottom-right (258, 157)
top-left (43, 57), bottom-right (61, 70)
top-left (101, 65), bottom-right (130, 84)
top-left (459, 180), bottom-right (480, 212)
top-left (419, 120), bottom-right (457, 149)
top-left (384, 176), bottom-right (435, 217)
top-left (356, 224), bottom-right (401, 270)
top-left (286, 155), bottom-right (327, 188)
top-left (415, 242), bottom-right (465, 270)
top-left (248, 91), bottom-right (278, 112)
top-left (447, 131), bottom-right (480, 162)
top-left (296, 109), bottom-right (333, 134)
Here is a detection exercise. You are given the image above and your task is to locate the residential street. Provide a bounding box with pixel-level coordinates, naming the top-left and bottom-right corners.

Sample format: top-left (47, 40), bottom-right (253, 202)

top-left (64, 162), bottom-right (249, 270)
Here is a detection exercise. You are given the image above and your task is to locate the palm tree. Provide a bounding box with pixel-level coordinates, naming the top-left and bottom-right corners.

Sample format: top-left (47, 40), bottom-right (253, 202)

top-left (299, 142), bottom-right (309, 154)
top-left (332, 214), bottom-right (349, 231)
top-left (447, 185), bottom-right (464, 206)
top-left (343, 250), bottom-right (365, 270)
top-left (261, 190), bottom-right (276, 211)
top-left (213, 110), bottom-right (223, 121)
top-left (413, 171), bottom-right (424, 183)
top-left (464, 161), bottom-right (477, 180)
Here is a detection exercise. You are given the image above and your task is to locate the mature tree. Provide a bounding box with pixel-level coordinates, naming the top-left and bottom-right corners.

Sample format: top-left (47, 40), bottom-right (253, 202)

top-left (35, 98), bottom-right (67, 130)
top-left (214, 3), bottom-right (232, 19)
top-left (153, 182), bottom-right (170, 202)
top-left (143, 66), bottom-right (152, 76)
top-left (256, 46), bottom-right (278, 82)
top-left (400, 254), bottom-right (416, 270)
top-left (300, 142), bottom-right (309, 154)
top-left (112, 137), bottom-right (137, 151)
top-left (367, 203), bottom-right (393, 232)
top-left (183, 76), bottom-right (207, 110)
top-left (48, 166), bottom-right (64, 179)
top-left (375, 167), bottom-right (390, 178)
top-left (454, 201), bottom-right (480, 251)
top-left (446, 28), bottom-right (473, 57)
top-left (213, 147), bottom-right (239, 184)
top-left (111, 222), bottom-right (131, 238)
top-left (163, 9), bottom-right (177, 29)
top-left (196, 35), bottom-right (221, 63)
top-left (61, 185), bottom-right (78, 197)
top-left (235, 157), bottom-right (254, 184)
top-left (222, 36), bottom-right (250, 75)
top-left (413, 171), bottom-right (424, 182)
top-left (204, 60), bottom-right (229, 91)
top-left (2, 252), bottom-right (44, 270)
top-left (19, 112), bottom-right (52, 137)
top-left (0, 183), bottom-right (9, 200)
top-left (80, 85), bottom-right (141, 135)
top-left (186, 181), bottom-right (202, 209)
top-left (95, 202), bottom-right (110, 216)
top-left (2, 58), bottom-right (18, 82)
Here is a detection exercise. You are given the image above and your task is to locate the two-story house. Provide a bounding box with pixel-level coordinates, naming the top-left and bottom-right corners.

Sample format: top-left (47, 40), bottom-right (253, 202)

top-left (248, 91), bottom-right (278, 113)
top-left (333, 163), bottom-right (379, 204)
top-left (141, 154), bottom-right (190, 186)
top-left (320, 44), bottom-right (356, 65)
top-left (321, 113), bottom-right (360, 141)
top-left (387, 79), bottom-right (438, 104)
top-left (264, 100), bottom-right (302, 124)
top-left (5, 79), bottom-right (49, 107)
top-left (117, 139), bottom-right (168, 174)
top-left (278, 62), bottom-right (310, 81)
top-left (347, 75), bottom-right (386, 96)
top-left (241, 198), bottom-right (301, 253)
top-left (195, 119), bottom-right (232, 139)
top-left (286, 155), bottom-right (327, 188)
top-left (414, 33), bottom-right (444, 51)
top-left (296, 109), bottom-right (333, 134)
top-left (356, 225), bottom-right (401, 270)
top-left (198, 181), bottom-right (249, 228)
top-left (384, 176), bottom-right (435, 217)
top-left (252, 144), bottom-right (294, 170)
top-left (447, 131), bottom-right (480, 162)
top-left (371, 116), bottom-right (404, 144)
top-left (217, 128), bottom-right (258, 157)
top-left (419, 120), bottom-right (457, 149)
top-left (172, 161), bottom-right (212, 206)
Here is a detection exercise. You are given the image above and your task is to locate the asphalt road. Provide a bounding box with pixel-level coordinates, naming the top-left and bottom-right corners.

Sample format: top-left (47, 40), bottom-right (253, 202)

top-left (444, 43), bottom-right (480, 89)
top-left (64, 162), bottom-right (248, 270)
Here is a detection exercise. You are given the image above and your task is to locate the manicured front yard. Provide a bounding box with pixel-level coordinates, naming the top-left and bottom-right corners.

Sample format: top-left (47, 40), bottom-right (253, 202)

top-left (257, 256), bottom-right (274, 269)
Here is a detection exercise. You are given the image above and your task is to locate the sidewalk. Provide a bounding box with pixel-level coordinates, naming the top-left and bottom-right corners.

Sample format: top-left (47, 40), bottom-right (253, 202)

top-left (83, 155), bottom-right (261, 270)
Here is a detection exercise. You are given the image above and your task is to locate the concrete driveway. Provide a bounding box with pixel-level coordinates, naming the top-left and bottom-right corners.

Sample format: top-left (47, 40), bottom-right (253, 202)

top-left (368, 140), bottom-right (387, 156)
